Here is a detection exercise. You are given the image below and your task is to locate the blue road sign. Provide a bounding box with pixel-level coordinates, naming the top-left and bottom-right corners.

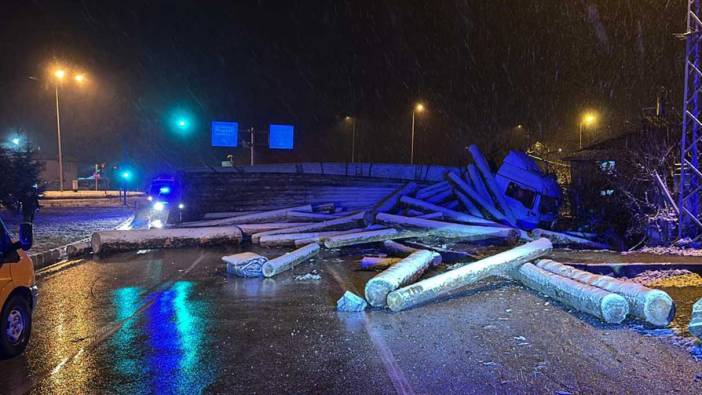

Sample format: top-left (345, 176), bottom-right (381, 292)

top-left (269, 124), bottom-right (294, 149)
top-left (211, 121), bottom-right (239, 147)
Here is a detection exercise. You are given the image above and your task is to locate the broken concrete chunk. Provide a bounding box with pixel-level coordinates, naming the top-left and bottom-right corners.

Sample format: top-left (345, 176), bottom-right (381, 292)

top-left (295, 272), bottom-right (322, 281)
top-left (223, 252), bottom-right (268, 278)
top-left (336, 291), bottom-right (368, 312)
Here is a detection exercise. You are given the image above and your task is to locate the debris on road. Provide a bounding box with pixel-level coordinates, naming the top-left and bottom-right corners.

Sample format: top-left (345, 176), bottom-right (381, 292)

top-left (387, 238), bottom-right (553, 312)
top-left (364, 250), bottom-right (439, 307)
top-left (223, 252), bottom-right (268, 278)
top-left (534, 259), bottom-right (674, 326)
top-left (336, 291), bottom-right (368, 312)
top-left (295, 271), bottom-right (322, 281)
top-left (359, 256), bottom-right (402, 270)
top-left (87, 147), bottom-right (682, 329)
top-left (515, 262), bottom-right (629, 324)
top-left (91, 226), bottom-right (243, 255)
top-left (262, 243), bottom-right (321, 277)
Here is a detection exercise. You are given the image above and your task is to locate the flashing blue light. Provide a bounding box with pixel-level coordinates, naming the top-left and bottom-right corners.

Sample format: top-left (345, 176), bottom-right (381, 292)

top-left (159, 186), bottom-right (172, 195)
top-left (121, 171), bottom-right (131, 179)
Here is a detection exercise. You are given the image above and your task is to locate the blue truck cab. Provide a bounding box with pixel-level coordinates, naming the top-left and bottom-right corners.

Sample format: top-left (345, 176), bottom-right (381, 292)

top-left (495, 150), bottom-right (561, 230)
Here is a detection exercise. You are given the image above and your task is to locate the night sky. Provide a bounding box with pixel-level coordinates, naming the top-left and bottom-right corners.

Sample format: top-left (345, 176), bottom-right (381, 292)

top-left (0, 1), bottom-right (685, 178)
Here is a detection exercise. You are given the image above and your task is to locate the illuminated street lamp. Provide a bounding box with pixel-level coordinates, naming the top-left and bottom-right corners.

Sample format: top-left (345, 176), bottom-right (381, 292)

top-left (579, 111), bottom-right (598, 150)
top-left (51, 64), bottom-right (88, 191)
top-left (410, 103), bottom-right (425, 165)
top-left (345, 116), bottom-right (357, 163)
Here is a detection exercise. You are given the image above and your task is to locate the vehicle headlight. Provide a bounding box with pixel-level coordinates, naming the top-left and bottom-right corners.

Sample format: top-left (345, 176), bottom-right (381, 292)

top-left (153, 202), bottom-right (165, 212)
top-left (178, 203), bottom-right (185, 210)
top-left (148, 196), bottom-right (153, 201)
top-left (151, 219), bottom-right (164, 229)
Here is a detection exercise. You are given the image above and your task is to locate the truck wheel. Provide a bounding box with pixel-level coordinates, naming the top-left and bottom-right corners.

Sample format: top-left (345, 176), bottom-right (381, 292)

top-left (0, 294), bottom-right (32, 358)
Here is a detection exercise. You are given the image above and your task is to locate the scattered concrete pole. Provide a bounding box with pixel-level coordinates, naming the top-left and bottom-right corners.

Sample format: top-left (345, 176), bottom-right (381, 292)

top-left (293, 228), bottom-right (366, 247)
top-left (386, 238), bottom-right (552, 311)
top-left (382, 240), bottom-right (442, 265)
top-left (424, 188), bottom-right (453, 204)
top-left (262, 243), bottom-right (321, 277)
top-left (446, 172), bottom-right (508, 223)
top-left (534, 259), bottom-right (674, 327)
top-left (467, 164), bottom-right (492, 202)
top-left (365, 250), bottom-right (439, 307)
top-left (454, 190), bottom-right (483, 217)
top-left (531, 228), bottom-right (608, 250)
top-left (286, 211), bottom-right (340, 222)
top-left (259, 230), bottom-right (363, 247)
top-left (364, 182), bottom-right (418, 225)
top-left (415, 181), bottom-right (450, 200)
top-left (92, 227), bottom-right (243, 255)
top-left (180, 205), bottom-right (313, 227)
top-left (467, 145), bottom-right (517, 225)
top-left (400, 195), bottom-right (497, 226)
top-left (252, 212), bottom-right (366, 243)
top-left (376, 213), bottom-right (518, 242)
top-left (323, 228), bottom-right (427, 249)
top-left (359, 256), bottom-right (403, 270)
top-left (514, 262), bottom-right (629, 324)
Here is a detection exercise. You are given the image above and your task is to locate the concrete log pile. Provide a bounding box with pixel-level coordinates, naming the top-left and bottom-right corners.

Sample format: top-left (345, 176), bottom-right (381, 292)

top-left (84, 146), bottom-right (678, 329)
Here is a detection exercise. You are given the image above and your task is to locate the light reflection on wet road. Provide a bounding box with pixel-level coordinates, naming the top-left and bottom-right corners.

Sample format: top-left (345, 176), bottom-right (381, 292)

top-left (2, 246), bottom-right (702, 394)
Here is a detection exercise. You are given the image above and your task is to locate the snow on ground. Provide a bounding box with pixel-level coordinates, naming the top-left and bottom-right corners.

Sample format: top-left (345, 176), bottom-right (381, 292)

top-left (627, 246), bottom-right (702, 257)
top-left (629, 269), bottom-right (702, 287)
top-left (0, 207), bottom-right (134, 253)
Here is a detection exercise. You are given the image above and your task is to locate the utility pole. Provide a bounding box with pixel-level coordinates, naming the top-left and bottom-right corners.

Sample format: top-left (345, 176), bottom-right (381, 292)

top-left (679, 0), bottom-right (702, 239)
top-left (55, 85), bottom-right (64, 191)
top-left (249, 127), bottom-right (255, 166)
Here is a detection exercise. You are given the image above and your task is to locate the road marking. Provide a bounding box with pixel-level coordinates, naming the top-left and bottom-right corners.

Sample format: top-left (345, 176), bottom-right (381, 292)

top-left (29, 252), bottom-right (208, 390)
top-left (327, 265), bottom-right (415, 395)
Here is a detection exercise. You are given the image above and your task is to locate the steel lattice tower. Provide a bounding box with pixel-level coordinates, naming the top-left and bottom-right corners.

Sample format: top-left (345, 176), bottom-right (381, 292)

top-left (679, 0), bottom-right (702, 239)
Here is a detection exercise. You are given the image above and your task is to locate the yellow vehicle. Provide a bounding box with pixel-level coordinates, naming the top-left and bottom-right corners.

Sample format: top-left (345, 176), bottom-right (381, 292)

top-left (0, 218), bottom-right (37, 358)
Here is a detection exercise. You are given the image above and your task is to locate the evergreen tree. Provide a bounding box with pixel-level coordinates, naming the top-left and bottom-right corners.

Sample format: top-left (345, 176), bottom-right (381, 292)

top-left (0, 145), bottom-right (43, 218)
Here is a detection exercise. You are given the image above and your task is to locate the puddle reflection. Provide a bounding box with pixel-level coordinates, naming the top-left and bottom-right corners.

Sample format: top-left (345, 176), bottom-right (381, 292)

top-left (110, 280), bottom-right (215, 393)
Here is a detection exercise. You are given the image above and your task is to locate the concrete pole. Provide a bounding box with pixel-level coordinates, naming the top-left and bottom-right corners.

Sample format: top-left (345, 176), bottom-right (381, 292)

top-left (55, 85), bottom-right (64, 191)
top-left (262, 243), bottom-right (320, 277)
top-left (365, 250), bottom-right (438, 307)
top-left (386, 238), bottom-right (552, 312)
top-left (410, 110), bottom-right (416, 165)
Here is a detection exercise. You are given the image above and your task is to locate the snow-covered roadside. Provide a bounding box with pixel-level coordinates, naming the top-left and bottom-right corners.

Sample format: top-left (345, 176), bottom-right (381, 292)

top-left (1, 207), bottom-right (134, 254)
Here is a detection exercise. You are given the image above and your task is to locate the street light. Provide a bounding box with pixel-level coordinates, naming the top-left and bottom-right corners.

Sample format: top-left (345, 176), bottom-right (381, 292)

top-left (410, 103), bottom-right (425, 165)
top-left (345, 116), bottom-right (357, 163)
top-left (579, 111), bottom-right (598, 149)
top-left (51, 64), bottom-right (88, 191)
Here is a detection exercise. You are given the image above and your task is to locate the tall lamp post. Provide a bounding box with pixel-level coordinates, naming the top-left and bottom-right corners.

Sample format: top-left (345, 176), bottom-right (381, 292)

top-left (345, 116), bottom-right (356, 163)
top-left (51, 67), bottom-right (86, 191)
top-left (579, 111), bottom-right (598, 150)
top-left (410, 103), bottom-right (425, 165)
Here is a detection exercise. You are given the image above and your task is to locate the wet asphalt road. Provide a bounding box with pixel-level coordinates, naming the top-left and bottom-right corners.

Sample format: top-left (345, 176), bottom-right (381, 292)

top-left (2, 246), bottom-right (702, 394)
